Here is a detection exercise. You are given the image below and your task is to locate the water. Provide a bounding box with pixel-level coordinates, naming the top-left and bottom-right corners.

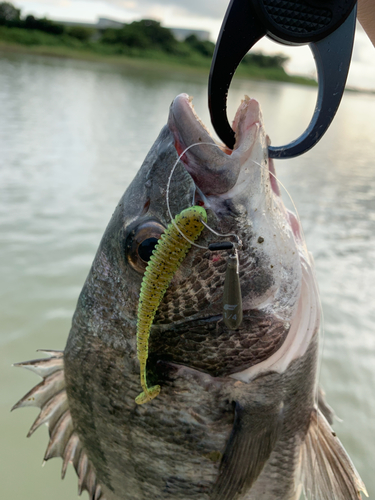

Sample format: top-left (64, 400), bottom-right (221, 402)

top-left (0, 52), bottom-right (374, 498)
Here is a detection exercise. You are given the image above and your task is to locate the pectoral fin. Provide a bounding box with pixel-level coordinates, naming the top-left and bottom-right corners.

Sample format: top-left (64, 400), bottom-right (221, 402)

top-left (212, 401), bottom-right (282, 500)
top-left (12, 351), bottom-right (106, 500)
top-left (300, 408), bottom-right (367, 500)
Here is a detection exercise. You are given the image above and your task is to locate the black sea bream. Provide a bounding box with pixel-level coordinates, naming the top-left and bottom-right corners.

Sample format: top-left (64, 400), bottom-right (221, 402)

top-left (13, 94), bottom-right (367, 500)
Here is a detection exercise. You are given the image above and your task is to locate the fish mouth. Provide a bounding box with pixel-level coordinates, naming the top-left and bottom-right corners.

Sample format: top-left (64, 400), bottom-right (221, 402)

top-left (168, 93), bottom-right (273, 197)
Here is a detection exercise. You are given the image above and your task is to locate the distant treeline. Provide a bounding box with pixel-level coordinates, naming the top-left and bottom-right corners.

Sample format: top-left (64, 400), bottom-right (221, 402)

top-left (0, 1), bottom-right (289, 70)
top-left (0, 1), bottom-right (89, 37)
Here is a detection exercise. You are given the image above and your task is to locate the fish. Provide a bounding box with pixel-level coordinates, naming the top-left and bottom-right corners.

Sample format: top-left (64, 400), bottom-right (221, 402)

top-left (12, 93), bottom-right (367, 500)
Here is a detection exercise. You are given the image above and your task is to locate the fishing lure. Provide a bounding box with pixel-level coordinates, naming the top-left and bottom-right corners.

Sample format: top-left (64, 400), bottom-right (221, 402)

top-left (135, 205), bottom-right (207, 405)
top-left (222, 249), bottom-right (243, 330)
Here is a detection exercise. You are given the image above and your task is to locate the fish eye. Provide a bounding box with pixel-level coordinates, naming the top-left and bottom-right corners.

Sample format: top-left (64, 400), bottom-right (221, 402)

top-left (126, 220), bottom-right (165, 273)
top-left (138, 237), bottom-right (158, 262)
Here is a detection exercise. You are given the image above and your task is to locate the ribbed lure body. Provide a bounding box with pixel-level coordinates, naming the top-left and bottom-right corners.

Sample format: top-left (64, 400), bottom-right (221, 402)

top-left (135, 206), bottom-right (207, 404)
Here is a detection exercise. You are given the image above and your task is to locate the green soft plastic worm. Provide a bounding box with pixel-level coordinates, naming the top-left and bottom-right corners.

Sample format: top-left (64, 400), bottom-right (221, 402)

top-left (135, 206), bottom-right (207, 405)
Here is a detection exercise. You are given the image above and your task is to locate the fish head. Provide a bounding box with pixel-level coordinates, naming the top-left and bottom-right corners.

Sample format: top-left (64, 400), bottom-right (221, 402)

top-left (74, 93), bottom-right (307, 378)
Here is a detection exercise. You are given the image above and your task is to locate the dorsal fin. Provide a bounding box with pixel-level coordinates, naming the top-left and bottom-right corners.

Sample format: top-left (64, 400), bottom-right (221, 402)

top-left (300, 408), bottom-right (367, 499)
top-left (12, 351), bottom-right (106, 500)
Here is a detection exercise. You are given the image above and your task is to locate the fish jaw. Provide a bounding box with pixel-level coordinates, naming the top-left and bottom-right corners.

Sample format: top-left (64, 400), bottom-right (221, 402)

top-left (168, 94), bottom-right (303, 332)
top-left (168, 94), bottom-right (267, 196)
top-left (168, 93), bottom-right (282, 212)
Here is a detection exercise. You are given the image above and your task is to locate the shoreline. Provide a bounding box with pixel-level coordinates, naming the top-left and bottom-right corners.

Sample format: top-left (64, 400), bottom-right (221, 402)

top-left (0, 39), bottom-right (317, 87)
top-left (1, 40), bottom-right (374, 95)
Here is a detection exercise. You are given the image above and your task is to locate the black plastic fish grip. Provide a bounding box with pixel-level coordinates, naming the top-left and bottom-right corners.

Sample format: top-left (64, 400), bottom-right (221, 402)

top-left (208, 0), bottom-right (357, 159)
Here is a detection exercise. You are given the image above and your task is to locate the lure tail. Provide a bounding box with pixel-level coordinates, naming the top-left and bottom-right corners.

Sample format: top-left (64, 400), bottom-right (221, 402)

top-left (135, 206), bottom-right (207, 404)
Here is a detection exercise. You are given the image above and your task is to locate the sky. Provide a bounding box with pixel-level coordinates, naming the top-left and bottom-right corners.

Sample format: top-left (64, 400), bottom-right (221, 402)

top-left (11, 0), bottom-right (375, 90)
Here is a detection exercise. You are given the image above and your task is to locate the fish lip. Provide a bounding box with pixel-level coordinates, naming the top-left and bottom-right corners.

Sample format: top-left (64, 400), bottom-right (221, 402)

top-left (168, 93), bottom-right (265, 197)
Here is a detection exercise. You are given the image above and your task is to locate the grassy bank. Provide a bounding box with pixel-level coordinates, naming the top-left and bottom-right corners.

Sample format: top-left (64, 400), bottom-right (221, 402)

top-left (0, 25), bottom-right (317, 86)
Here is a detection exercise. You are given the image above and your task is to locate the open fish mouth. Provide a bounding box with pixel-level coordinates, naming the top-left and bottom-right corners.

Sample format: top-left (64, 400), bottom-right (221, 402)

top-left (168, 93), bottom-right (278, 199)
top-left (168, 94), bottom-right (304, 245)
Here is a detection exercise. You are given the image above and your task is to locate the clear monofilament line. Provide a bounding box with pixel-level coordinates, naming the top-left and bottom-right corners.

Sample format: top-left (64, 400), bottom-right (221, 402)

top-left (167, 144), bottom-right (307, 254)
top-left (200, 219), bottom-right (242, 249)
top-left (253, 157), bottom-right (325, 480)
top-left (250, 158), bottom-right (305, 240)
top-left (166, 142), bottom-right (240, 249)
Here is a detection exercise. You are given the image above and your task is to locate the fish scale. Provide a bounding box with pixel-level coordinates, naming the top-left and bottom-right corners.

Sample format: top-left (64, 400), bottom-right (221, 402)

top-left (155, 226), bottom-right (263, 325)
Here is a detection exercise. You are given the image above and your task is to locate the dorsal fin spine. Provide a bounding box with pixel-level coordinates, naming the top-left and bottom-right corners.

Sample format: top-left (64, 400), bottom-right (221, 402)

top-left (13, 351), bottom-right (106, 500)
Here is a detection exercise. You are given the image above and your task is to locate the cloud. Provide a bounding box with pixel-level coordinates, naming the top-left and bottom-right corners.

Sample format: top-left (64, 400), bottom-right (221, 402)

top-left (109, 0), bottom-right (228, 19)
top-left (16, 0), bottom-right (229, 30)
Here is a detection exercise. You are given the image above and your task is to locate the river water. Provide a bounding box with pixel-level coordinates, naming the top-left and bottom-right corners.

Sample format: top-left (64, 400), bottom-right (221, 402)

top-left (0, 53), bottom-right (374, 499)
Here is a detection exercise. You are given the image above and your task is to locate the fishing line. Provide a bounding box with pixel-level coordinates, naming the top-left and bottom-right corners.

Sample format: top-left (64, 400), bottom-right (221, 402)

top-left (167, 140), bottom-right (312, 276)
top-left (166, 142), bottom-right (242, 249)
top-left (251, 158), bottom-right (306, 241)
top-left (166, 141), bottom-right (243, 330)
top-left (260, 159), bottom-right (326, 475)
top-left (167, 141), bottom-right (327, 479)
top-left (167, 141), bottom-right (306, 253)
top-left (258, 159), bottom-right (326, 486)
top-left (167, 140), bottom-right (324, 360)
